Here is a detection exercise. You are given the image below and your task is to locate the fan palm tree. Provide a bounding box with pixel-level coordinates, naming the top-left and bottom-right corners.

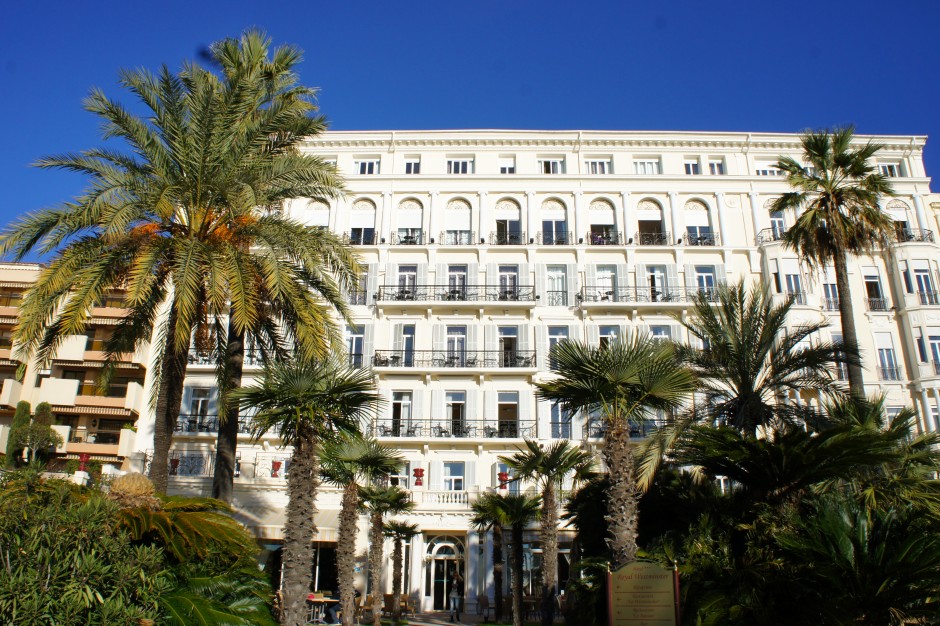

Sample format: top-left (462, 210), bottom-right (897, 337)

top-left (772, 126), bottom-right (895, 397)
top-left (497, 493), bottom-right (542, 626)
top-left (233, 358), bottom-right (379, 626)
top-left (470, 493), bottom-right (509, 623)
top-left (537, 336), bottom-right (694, 568)
top-left (500, 439), bottom-right (594, 626)
top-left (0, 29), bottom-right (355, 496)
top-left (383, 520), bottom-right (419, 622)
top-left (321, 434), bottom-right (405, 626)
top-left (359, 485), bottom-right (415, 626)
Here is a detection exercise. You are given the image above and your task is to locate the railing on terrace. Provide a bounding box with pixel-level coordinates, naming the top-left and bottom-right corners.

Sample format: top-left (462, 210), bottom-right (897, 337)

top-left (932, 362), bottom-right (940, 376)
top-left (347, 290), bottom-right (368, 305)
top-left (896, 229), bottom-right (935, 243)
top-left (489, 231), bottom-right (527, 245)
top-left (587, 231), bottom-right (624, 246)
top-left (393, 232), bottom-right (424, 245)
top-left (918, 291), bottom-right (940, 306)
top-left (343, 232), bottom-right (378, 245)
top-left (786, 291), bottom-right (807, 305)
top-left (367, 418), bottom-right (536, 439)
top-left (174, 413), bottom-right (253, 435)
top-left (536, 231), bottom-right (573, 245)
top-left (188, 348), bottom-right (264, 366)
top-left (145, 450), bottom-right (216, 477)
top-left (685, 231), bottom-right (720, 246)
top-left (544, 290), bottom-right (569, 306)
top-left (372, 350), bottom-right (536, 369)
top-left (867, 297), bottom-right (890, 312)
top-left (756, 228), bottom-right (788, 245)
top-left (584, 418), bottom-right (667, 439)
top-left (412, 491), bottom-right (474, 506)
top-left (254, 453), bottom-right (292, 479)
top-left (439, 230), bottom-right (476, 245)
top-left (824, 298), bottom-right (840, 311)
top-left (878, 366), bottom-right (901, 381)
top-left (579, 286), bottom-right (720, 304)
top-left (376, 285), bottom-right (536, 303)
top-left (635, 231), bottom-right (672, 246)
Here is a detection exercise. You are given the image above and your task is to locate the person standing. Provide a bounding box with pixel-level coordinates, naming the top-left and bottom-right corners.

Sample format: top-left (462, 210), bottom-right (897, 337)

top-left (448, 570), bottom-right (464, 623)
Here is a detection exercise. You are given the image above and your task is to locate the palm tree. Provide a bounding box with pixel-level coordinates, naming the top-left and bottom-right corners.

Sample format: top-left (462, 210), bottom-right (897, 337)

top-left (0, 29), bottom-right (355, 496)
top-left (537, 336), bottom-right (694, 569)
top-left (498, 493), bottom-right (542, 626)
top-left (677, 281), bottom-right (847, 435)
top-left (470, 493), bottom-right (509, 624)
top-left (359, 485), bottom-right (415, 626)
top-left (500, 439), bottom-right (594, 626)
top-left (383, 520), bottom-right (419, 621)
top-left (321, 434), bottom-right (405, 626)
top-left (233, 358), bottom-right (379, 626)
top-left (772, 126), bottom-right (895, 397)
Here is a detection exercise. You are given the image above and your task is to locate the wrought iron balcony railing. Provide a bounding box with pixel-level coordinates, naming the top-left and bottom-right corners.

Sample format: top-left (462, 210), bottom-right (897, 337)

top-left (579, 286), bottom-right (720, 304)
top-left (536, 231), bottom-right (573, 245)
top-left (756, 227), bottom-right (788, 245)
top-left (896, 229), bottom-right (935, 243)
top-left (393, 232), bottom-right (424, 245)
top-left (685, 231), bottom-right (720, 246)
top-left (878, 366), bottom-right (901, 381)
top-left (187, 348), bottom-right (264, 367)
top-left (347, 290), bottom-right (368, 305)
top-left (823, 297), bottom-right (840, 311)
top-left (372, 350), bottom-right (536, 369)
top-left (786, 291), bottom-right (806, 305)
top-left (489, 231), bottom-right (527, 245)
top-left (343, 231), bottom-right (378, 245)
top-left (587, 231), bottom-right (624, 246)
top-left (174, 413), bottom-right (253, 434)
top-left (584, 418), bottom-right (667, 439)
top-left (439, 230), bottom-right (476, 245)
top-left (918, 291), bottom-right (940, 306)
top-left (544, 290), bottom-right (569, 306)
top-left (376, 284), bottom-right (536, 303)
top-left (368, 418), bottom-right (536, 439)
top-left (867, 297), bottom-right (889, 312)
top-left (635, 231), bottom-right (672, 246)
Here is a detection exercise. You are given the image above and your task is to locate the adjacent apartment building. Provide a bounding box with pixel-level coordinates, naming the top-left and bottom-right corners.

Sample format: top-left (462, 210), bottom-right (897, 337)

top-left (1, 129), bottom-right (937, 612)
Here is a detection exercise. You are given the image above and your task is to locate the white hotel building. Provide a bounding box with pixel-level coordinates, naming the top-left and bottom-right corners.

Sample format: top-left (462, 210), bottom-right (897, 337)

top-left (1, 129), bottom-right (938, 611)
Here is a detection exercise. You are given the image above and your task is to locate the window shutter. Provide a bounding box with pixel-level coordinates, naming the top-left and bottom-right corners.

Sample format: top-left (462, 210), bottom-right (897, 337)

top-left (568, 323), bottom-right (581, 342)
top-left (466, 389), bottom-right (478, 420)
top-left (392, 323), bottom-right (404, 353)
top-left (535, 264), bottom-right (547, 302)
top-left (412, 389), bottom-right (424, 422)
top-left (519, 263), bottom-right (530, 286)
top-left (387, 263), bottom-right (397, 284)
top-left (367, 263), bottom-right (379, 299)
top-left (433, 324), bottom-right (446, 353)
top-left (587, 323), bottom-right (599, 346)
top-left (431, 389), bottom-right (443, 422)
top-left (429, 460), bottom-right (444, 491)
top-left (468, 262), bottom-right (479, 287)
top-left (684, 264), bottom-right (696, 289)
top-left (666, 265), bottom-right (679, 289)
top-left (616, 264), bottom-right (629, 289)
top-left (465, 461), bottom-right (477, 490)
top-left (637, 323), bottom-right (650, 338)
top-left (634, 264), bottom-right (647, 290)
top-left (484, 325), bottom-right (498, 353)
top-left (716, 265), bottom-right (727, 285)
top-left (484, 389), bottom-right (496, 424)
top-left (467, 325), bottom-right (479, 352)
top-left (490, 462), bottom-right (501, 489)
top-left (181, 387), bottom-right (194, 415)
top-left (537, 397), bottom-right (551, 440)
top-left (537, 325), bottom-right (549, 371)
top-left (585, 264), bottom-right (597, 291)
top-left (363, 324), bottom-right (374, 364)
top-left (620, 323), bottom-right (629, 340)
top-left (518, 324), bottom-right (530, 353)
top-left (417, 263), bottom-right (428, 286)
top-left (207, 388), bottom-right (218, 415)
top-left (436, 263), bottom-right (447, 287)
top-left (566, 263), bottom-right (578, 305)
top-left (519, 392), bottom-right (531, 426)
top-left (486, 263), bottom-right (498, 287)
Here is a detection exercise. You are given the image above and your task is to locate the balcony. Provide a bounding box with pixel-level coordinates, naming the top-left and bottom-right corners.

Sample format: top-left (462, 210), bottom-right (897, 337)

top-left (685, 231), bottom-right (720, 246)
top-left (823, 298), bottom-right (840, 311)
top-left (438, 230), bottom-right (476, 246)
top-left (393, 232), bottom-right (424, 245)
top-left (895, 229), bottom-right (934, 243)
top-left (343, 231), bottom-right (378, 245)
top-left (579, 286), bottom-right (720, 305)
top-left (373, 350), bottom-right (536, 370)
top-left (411, 490), bottom-right (475, 507)
top-left (878, 366), bottom-right (901, 381)
top-left (489, 231), bottom-right (527, 245)
top-left (187, 348), bottom-right (264, 367)
top-left (585, 418), bottom-right (666, 439)
top-left (918, 291), bottom-right (940, 306)
top-left (536, 231), bottom-right (573, 246)
top-left (867, 298), bottom-right (890, 312)
top-left (174, 413), bottom-right (253, 435)
top-left (756, 227), bottom-right (787, 245)
top-left (586, 231), bottom-right (624, 246)
top-left (368, 418), bottom-right (536, 439)
top-left (376, 284), bottom-right (536, 304)
top-left (347, 290), bottom-right (368, 306)
top-left (635, 231), bottom-right (672, 246)
top-left (786, 291), bottom-right (807, 306)
top-left (544, 291), bottom-right (569, 306)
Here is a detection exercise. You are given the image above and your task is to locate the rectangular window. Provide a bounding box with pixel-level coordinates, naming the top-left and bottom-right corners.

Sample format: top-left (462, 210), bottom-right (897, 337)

top-left (548, 326), bottom-right (568, 369)
top-left (823, 283), bottom-right (839, 310)
top-left (389, 462), bottom-right (410, 488)
top-left (550, 402), bottom-right (572, 439)
top-left (0, 328), bottom-right (12, 350)
top-left (355, 159), bottom-right (380, 175)
top-left (495, 219), bottom-right (523, 244)
top-left (649, 325), bottom-right (672, 342)
top-left (585, 159), bottom-right (612, 174)
top-left (915, 269), bottom-right (938, 305)
top-left (190, 388), bottom-right (211, 418)
top-left (447, 265), bottom-right (468, 299)
top-left (708, 160), bottom-right (725, 175)
top-left (391, 392), bottom-right (412, 436)
top-left (443, 462), bottom-right (465, 491)
top-left (496, 462), bottom-right (520, 493)
top-left (498, 265), bottom-right (520, 299)
top-left (499, 156), bottom-right (516, 174)
top-left (684, 160), bottom-right (700, 175)
top-left (541, 219), bottom-right (568, 245)
top-left (915, 330), bottom-right (927, 363)
top-left (404, 158), bottom-right (421, 174)
top-left (599, 325), bottom-right (620, 348)
top-left (695, 266), bottom-right (716, 293)
top-left (539, 159), bottom-right (565, 174)
top-left (497, 391), bottom-right (519, 437)
top-left (401, 325), bottom-right (415, 367)
top-left (447, 159), bottom-right (473, 174)
top-left (865, 273), bottom-right (887, 310)
top-left (785, 274), bottom-right (804, 304)
top-left (498, 326), bottom-right (518, 367)
top-left (445, 392), bottom-right (466, 436)
top-left (634, 159), bottom-right (661, 175)
top-left (929, 336), bottom-right (940, 370)
top-left (397, 265), bottom-right (418, 291)
top-left (546, 265), bottom-right (568, 306)
top-left (346, 326), bottom-right (364, 368)
top-left (445, 326), bottom-right (467, 366)
top-left (877, 347), bottom-right (900, 380)
top-left (880, 163), bottom-right (901, 177)
top-left (755, 162), bottom-right (785, 176)
top-left (349, 227), bottom-right (375, 246)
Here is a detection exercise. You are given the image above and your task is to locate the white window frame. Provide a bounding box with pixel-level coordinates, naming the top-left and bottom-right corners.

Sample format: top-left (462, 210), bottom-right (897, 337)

top-left (499, 156), bottom-right (516, 174)
top-left (880, 163), bottom-right (902, 177)
top-left (443, 461), bottom-right (465, 491)
top-left (355, 159), bottom-right (380, 175)
top-left (404, 158), bottom-right (421, 175)
top-left (708, 159), bottom-right (725, 175)
top-left (684, 160), bottom-right (701, 175)
top-left (447, 159), bottom-right (474, 175)
top-left (539, 158), bottom-right (565, 175)
top-left (633, 159), bottom-right (661, 175)
top-left (584, 159), bottom-right (612, 175)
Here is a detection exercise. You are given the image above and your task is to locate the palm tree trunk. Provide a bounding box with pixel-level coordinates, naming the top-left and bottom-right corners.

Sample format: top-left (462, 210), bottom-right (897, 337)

top-left (337, 483), bottom-right (359, 626)
top-left (369, 511), bottom-right (384, 626)
top-left (391, 538), bottom-right (403, 621)
top-left (493, 525), bottom-right (505, 623)
top-left (541, 484), bottom-right (558, 626)
top-left (281, 433), bottom-right (320, 626)
top-left (834, 251), bottom-right (865, 398)
top-left (604, 420), bottom-right (639, 569)
top-left (510, 524), bottom-right (525, 626)
top-left (212, 320), bottom-right (244, 502)
top-left (150, 307), bottom-right (187, 495)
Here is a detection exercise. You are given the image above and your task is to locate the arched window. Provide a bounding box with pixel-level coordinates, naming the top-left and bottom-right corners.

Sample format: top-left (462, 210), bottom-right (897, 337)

top-left (636, 198), bottom-right (666, 245)
top-left (684, 199), bottom-right (715, 245)
top-left (588, 198), bottom-right (617, 245)
top-left (306, 199), bottom-right (330, 228)
top-left (493, 198), bottom-right (523, 245)
top-left (885, 199), bottom-right (918, 241)
top-left (443, 198), bottom-right (472, 245)
top-left (541, 198), bottom-right (568, 245)
top-left (396, 198), bottom-right (424, 244)
top-left (349, 198), bottom-right (376, 244)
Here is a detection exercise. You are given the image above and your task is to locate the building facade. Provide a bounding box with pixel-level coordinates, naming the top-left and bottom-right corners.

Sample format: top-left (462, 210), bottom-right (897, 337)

top-left (2, 129), bottom-right (938, 612)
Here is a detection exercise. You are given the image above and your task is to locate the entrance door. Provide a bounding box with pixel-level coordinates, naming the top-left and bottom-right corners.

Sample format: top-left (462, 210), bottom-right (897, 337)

top-left (424, 536), bottom-right (466, 611)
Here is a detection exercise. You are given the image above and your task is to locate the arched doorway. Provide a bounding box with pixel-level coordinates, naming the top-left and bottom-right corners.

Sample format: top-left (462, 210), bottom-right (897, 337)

top-left (424, 535), bottom-right (466, 610)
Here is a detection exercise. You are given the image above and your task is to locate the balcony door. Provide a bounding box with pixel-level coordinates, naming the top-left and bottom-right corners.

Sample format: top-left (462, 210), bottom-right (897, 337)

top-left (547, 265), bottom-right (567, 306)
top-left (448, 265), bottom-right (468, 299)
top-left (647, 266), bottom-right (666, 300)
top-left (497, 392), bottom-right (519, 437)
top-left (596, 265), bottom-right (616, 301)
top-left (498, 265), bottom-right (519, 299)
top-left (499, 327), bottom-right (518, 366)
top-left (446, 326), bottom-right (467, 366)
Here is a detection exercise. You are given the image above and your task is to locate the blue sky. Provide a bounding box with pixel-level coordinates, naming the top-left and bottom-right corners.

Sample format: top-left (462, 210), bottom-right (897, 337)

top-left (2, 0), bottom-right (938, 225)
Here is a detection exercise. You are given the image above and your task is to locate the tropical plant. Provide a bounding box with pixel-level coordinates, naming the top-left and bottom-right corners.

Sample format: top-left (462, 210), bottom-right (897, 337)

top-left (537, 336), bottom-right (694, 568)
top-left (500, 439), bottom-right (594, 626)
top-left (0, 29), bottom-right (354, 498)
top-left (4, 400), bottom-right (30, 467)
top-left (359, 485), bottom-right (415, 626)
top-left (321, 433), bottom-right (404, 626)
top-left (470, 492), bottom-right (509, 623)
top-left (10, 422), bottom-right (62, 466)
top-left (772, 126), bottom-right (894, 397)
top-left (383, 520), bottom-right (419, 622)
top-left (234, 358), bottom-right (379, 626)
top-left (498, 493), bottom-right (542, 626)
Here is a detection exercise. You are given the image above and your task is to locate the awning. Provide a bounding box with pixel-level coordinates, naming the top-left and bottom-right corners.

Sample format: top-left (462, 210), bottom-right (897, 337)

top-left (52, 405), bottom-right (133, 416)
top-left (236, 507), bottom-right (342, 542)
